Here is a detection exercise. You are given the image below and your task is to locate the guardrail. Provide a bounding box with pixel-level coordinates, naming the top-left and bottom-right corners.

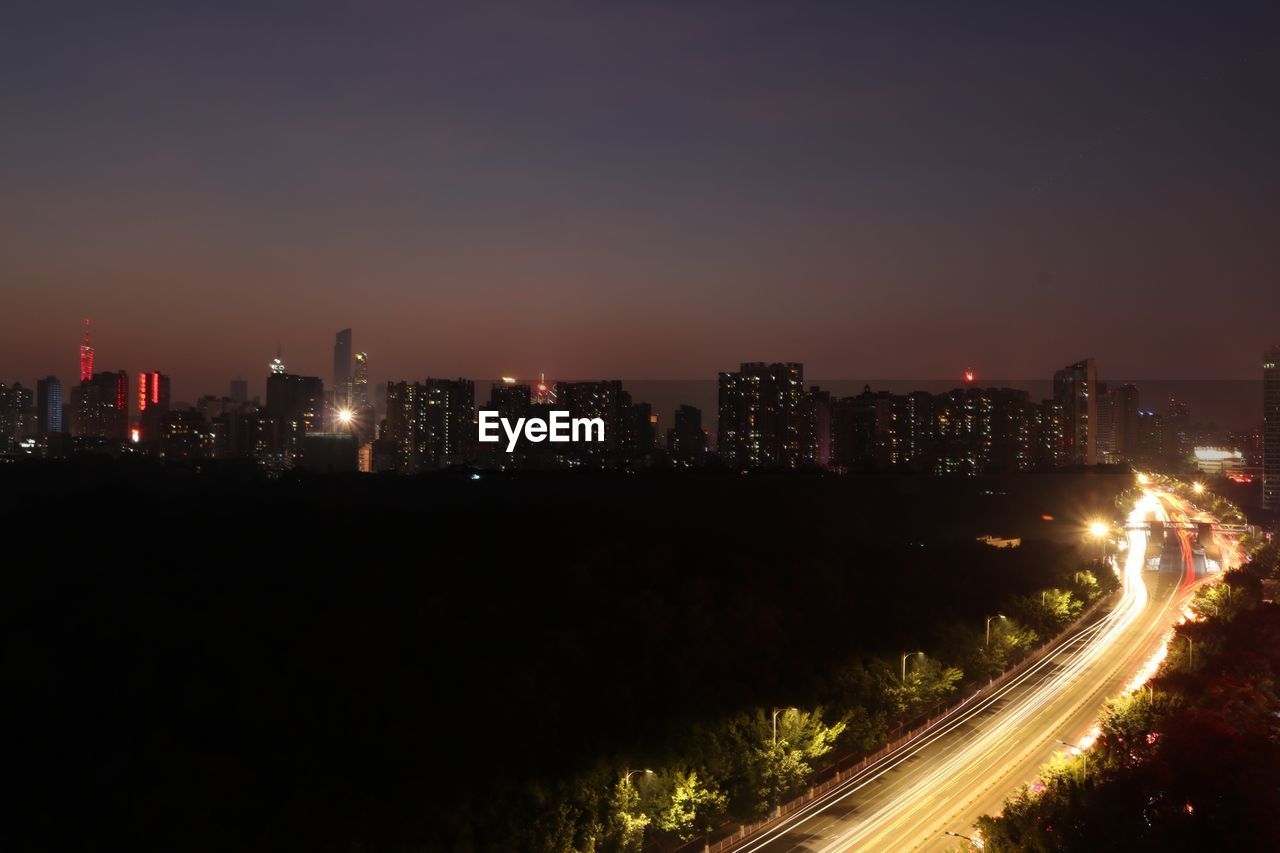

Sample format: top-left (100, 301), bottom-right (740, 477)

top-left (673, 591), bottom-right (1117, 853)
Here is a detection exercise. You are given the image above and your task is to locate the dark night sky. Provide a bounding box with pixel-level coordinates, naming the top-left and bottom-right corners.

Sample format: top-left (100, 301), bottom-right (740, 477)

top-left (3, 1), bottom-right (1279, 402)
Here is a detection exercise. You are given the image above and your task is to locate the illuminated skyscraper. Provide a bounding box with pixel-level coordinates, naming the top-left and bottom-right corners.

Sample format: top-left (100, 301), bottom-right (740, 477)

top-left (352, 351), bottom-right (369, 407)
top-left (79, 318), bottom-right (94, 382)
top-left (1264, 346), bottom-right (1280, 512)
top-left (37, 376), bottom-right (63, 434)
top-left (1053, 358), bottom-right (1098, 466)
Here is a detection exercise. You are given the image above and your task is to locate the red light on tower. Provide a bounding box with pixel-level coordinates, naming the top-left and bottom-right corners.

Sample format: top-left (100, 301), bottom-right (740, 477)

top-left (963, 369), bottom-right (976, 384)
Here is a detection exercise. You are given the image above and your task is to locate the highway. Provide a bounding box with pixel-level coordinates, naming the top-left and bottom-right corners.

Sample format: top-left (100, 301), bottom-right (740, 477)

top-left (735, 487), bottom-right (1213, 853)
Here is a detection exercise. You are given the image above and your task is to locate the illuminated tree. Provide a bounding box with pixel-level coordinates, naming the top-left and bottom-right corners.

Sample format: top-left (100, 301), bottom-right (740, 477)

top-left (654, 770), bottom-right (726, 841)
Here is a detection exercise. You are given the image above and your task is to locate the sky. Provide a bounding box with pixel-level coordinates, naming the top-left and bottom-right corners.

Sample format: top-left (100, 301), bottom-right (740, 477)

top-left (3, 1), bottom-right (1279, 402)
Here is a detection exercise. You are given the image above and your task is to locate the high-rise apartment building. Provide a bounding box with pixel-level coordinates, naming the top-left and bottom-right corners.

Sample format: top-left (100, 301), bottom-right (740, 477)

top-left (37, 376), bottom-right (63, 434)
top-left (1109, 383), bottom-right (1140, 460)
top-left (1053, 358), bottom-right (1098, 466)
top-left (230, 378), bottom-right (249, 404)
top-left (717, 362), bottom-right (807, 469)
top-left (1264, 346), bottom-right (1280, 512)
top-left (72, 371), bottom-right (128, 440)
top-left (666, 404), bottom-right (706, 462)
top-left (383, 378), bottom-right (475, 471)
top-left (266, 371), bottom-right (325, 465)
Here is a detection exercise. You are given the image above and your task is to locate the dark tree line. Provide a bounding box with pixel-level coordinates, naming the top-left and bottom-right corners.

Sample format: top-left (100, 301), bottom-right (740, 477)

top-left (1, 459), bottom-right (1127, 852)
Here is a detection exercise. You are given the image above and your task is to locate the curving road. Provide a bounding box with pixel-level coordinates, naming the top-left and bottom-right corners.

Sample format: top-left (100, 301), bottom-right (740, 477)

top-left (735, 488), bottom-right (1209, 853)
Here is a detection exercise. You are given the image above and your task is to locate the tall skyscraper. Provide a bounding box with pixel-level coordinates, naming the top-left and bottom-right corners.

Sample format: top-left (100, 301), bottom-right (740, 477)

top-left (230, 378), bottom-right (249, 404)
top-left (37, 376), bottom-right (63, 434)
top-left (1109, 383), bottom-right (1140, 460)
top-left (1166, 396), bottom-right (1191, 459)
top-left (1053, 358), bottom-right (1098, 466)
top-left (717, 362), bottom-right (807, 469)
top-left (79, 318), bottom-right (94, 383)
top-left (333, 328), bottom-right (353, 407)
top-left (1264, 346), bottom-right (1280, 512)
top-left (352, 352), bottom-right (369, 407)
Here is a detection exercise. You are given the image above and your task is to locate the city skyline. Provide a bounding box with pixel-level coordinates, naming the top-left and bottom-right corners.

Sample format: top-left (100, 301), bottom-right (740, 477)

top-left (6, 317), bottom-right (1278, 417)
top-left (4, 3), bottom-right (1279, 390)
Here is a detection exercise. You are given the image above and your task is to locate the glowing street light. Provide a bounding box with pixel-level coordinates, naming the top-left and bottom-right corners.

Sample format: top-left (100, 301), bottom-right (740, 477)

top-left (1088, 520), bottom-right (1109, 562)
top-left (985, 614), bottom-right (1006, 647)
top-left (1192, 482), bottom-right (1206, 495)
top-left (620, 768), bottom-right (653, 784)
top-left (901, 650), bottom-right (924, 683)
top-left (337, 408), bottom-right (354, 426)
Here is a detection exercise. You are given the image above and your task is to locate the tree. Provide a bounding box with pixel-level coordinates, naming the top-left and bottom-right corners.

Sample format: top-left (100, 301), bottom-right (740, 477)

top-left (655, 770), bottom-right (726, 841)
top-left (604, 777), bottom-right (650, 852)
top-left (878, 656), bottom-right (963, 718)
top-left (749, 707), bottom-right (847, 815)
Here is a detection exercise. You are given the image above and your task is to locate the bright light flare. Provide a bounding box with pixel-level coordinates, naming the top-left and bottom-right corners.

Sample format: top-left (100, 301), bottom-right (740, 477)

top-left (1088, 521), bottom-right (1108, 538)
top-left (1192, 482), bottom-right (1205, 494)
top-left (337, 408), bottom-right (354, 425)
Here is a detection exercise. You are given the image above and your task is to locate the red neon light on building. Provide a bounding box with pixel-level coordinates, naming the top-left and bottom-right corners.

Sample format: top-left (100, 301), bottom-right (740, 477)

top-left (116, 372), bottom-right (127, 412)
top-left (79, 318), bottom-right (94, 382)
top-left (138, 372), bottom-right (148, 412)
top-left (152, 371), bottom-right (161, 405)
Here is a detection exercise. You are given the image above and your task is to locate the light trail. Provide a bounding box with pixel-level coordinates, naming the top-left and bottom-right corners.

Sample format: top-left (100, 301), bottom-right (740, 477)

top-left (736, 488), bottom-right (1195, 853)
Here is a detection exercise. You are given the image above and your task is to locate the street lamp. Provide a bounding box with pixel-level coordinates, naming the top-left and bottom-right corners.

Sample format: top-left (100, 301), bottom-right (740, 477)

top-left (944, 830), bottom-right (979, 844)
top-left (1055, 738), bottom-right (1087, 779)
top-left (985, 614), bottom-right (1006, 647)
top-left (901, 651), bottom-right (924, 683)
top-left (620, 768), bottom-right (653, 785)
top-left (1192, 482), bottom-right (1205, 495)
top-left (771, 707), bottom-right (797, 746)
top-left (1088, 520), bottom-right (1108, 562)
top-left (1185, 635), bottom-right (1194, 668)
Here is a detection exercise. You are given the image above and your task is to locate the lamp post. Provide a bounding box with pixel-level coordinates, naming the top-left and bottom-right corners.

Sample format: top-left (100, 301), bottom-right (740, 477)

top-left (901, 651), bottom-right (924, 683)
top-left (1055, 738), bottom-right (1087, 780)
top-left (620, 768), bottom-right (653, 785)
top-left (986, 614), bottom-right (1006, 647)
top-left (1089, 520), bottom-right (1108, 562)
top-left (944, 830), bottom-right (979, 845)
top-left (1185, 635), bottom-right (1194, 668)
top-left (771, 707), bottom-right (797, 746)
